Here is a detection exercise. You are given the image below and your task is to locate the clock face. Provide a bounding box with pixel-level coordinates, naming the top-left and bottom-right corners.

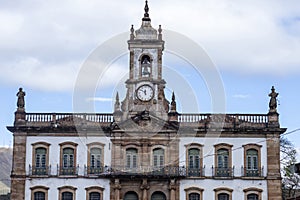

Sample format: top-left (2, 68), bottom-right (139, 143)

top-left (136, 85), bottom-right (154, 101)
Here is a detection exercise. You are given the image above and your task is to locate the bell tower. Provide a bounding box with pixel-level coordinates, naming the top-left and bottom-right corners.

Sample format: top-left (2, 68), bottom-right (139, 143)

top-left (119, 1), bottom-right (169, 120)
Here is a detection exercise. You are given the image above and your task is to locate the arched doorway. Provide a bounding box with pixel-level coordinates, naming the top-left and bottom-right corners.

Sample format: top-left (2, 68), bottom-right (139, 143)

top-left (151, 191), bottom-right (166, 200)
top-left (124, 191), bottom-right (138, 200)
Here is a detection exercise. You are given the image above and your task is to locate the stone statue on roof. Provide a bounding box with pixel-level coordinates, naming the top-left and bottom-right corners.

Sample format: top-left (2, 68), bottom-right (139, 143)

top-left (17, 88), bottom-right (25, 109)
top-left (269, 86), bottom-right (278, 112)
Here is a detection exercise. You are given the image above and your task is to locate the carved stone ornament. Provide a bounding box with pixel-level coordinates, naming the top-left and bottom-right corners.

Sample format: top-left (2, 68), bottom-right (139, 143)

top-left (16, 87), bottom-right (26, 110)
top-left (268, 86), bottom-right (278, 113)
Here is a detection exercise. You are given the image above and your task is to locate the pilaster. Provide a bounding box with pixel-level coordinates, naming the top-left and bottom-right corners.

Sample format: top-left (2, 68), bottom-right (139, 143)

top-left (266, 132), bottom-right (282, 200)
top-left (10, 131), bottom-right (27, 200)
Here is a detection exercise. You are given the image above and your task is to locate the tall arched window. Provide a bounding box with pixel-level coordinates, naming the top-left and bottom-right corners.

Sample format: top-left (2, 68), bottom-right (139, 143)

top-left (59, 142), bottom-right (77, 176)
top-left (151, 191), bottom-right (166, 200)
top-left (90, 147), bottom-right (102, 174)
top-left (87, 143), bottom-right (105, 175)
top-left (188, 148), bottom-right (200, 176)
top-left (31, 142), bottom-right (50, 176)
top-left (153, 148), bottom-right (164, 167)
top-left (217, 149), bottom-right (229, 177)
top-left (124, 191), bottom-right (138, 200)
top-left (243, 144), bottom-right (262, 177)
top-left (126, 148), bottom-right (138, 169)
top-left (246, 149), bottom-right (258, 176)
top-left (153, 148), bottom-right (164, 175)
top-left (90, 148), bottom-right (101, 168)
top-left (63, 148), bottom-right (74, 175)
top-left (35, 147), bottom-right (47, 175)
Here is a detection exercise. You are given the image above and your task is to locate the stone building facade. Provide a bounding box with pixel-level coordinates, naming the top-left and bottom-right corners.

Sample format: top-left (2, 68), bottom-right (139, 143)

top-left (7, 1), bottom-right (286, 200)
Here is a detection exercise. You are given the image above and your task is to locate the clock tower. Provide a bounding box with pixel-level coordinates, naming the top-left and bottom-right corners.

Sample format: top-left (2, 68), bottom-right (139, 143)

top-left (119, 1), bottom-right (170, 121)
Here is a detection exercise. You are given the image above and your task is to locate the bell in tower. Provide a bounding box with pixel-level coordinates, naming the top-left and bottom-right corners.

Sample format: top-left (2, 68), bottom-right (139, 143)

top-left (141, 55), bottom-right (151, 77)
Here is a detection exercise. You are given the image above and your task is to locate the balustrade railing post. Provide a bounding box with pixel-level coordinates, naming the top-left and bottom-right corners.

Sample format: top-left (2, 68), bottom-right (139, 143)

top-left (52, 113), bottom-right (56, 124)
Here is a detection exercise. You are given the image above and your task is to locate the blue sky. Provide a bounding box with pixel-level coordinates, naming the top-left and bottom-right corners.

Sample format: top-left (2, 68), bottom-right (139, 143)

top-left (1, 0), bottom-right (300, 158)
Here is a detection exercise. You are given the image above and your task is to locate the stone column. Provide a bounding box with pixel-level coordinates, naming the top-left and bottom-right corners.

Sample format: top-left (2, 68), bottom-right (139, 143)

top-left (140, 179), bottom-right (149, 200)
top-left (169, 179), bottom-right (176, 200)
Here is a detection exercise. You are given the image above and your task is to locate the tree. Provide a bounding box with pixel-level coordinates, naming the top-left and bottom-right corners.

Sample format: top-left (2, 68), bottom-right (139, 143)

top-left (281, 137), bottom-right (300, 199)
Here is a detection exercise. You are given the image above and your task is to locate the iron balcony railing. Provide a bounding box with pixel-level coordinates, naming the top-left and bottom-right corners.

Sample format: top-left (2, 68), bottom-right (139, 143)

top-left (212, 166), bottom-right (234, 178)
top-left (84, 165), bottom-right (104, 176)
top-left (105, 166), bottom-right (186, 177)
top-left (29, 165), bottom-right (51, 176)
top-left (186, 167), bottom-right (205, 177)
top-left (27, 165), bottom-right (266, 178)
top-left (241, 166), bottom-right (264, 177)
top-left (57, 165), bottom-right (79, 176)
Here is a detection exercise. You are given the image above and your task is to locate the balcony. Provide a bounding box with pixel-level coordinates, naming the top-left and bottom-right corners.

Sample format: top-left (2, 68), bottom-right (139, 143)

top-left (186, 167), bottom-right (205, 177)
top-left (105, 166), bottom-right (186, 178)
top-left (241, 166), bottom-right (264, 178)
top-left (29, 165), bottom-right (51, 176)
top-left (84, 165), bottom-right (104, 176)
top-left (57, 165), bottom-right (79, 176)
top-left (212, 167), bottom-right (234, 179)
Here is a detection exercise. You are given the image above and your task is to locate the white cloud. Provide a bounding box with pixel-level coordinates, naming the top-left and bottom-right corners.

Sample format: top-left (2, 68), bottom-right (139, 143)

top-left (1, 0), bottom-right (300, 91)
top-left (0, 57), bottom-right (79, 91)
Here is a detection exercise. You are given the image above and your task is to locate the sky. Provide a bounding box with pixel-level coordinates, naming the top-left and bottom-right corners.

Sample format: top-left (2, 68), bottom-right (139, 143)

top-left (1, 0), bottom-right (300, 159)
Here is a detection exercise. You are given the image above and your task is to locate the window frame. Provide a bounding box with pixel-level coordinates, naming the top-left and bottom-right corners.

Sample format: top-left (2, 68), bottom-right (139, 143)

top-left (126, 148), bottom-right (138, 169)
top-left (185, 143), bottom-right (203, 177)
top-left (214, 144), bottom-right (233, 177)
top-left (243, 187), bottom-right (262, 200)
top-left (153, 148), bottom-right (165, 167)
top-left (31, 142), bottom-right (50, 176)
top-left (30, 186), bottom-right (49, 200)
top-left (59, 142), bottom-right (78, 176)
top-left (85, 186), bottom-right (104, 200)
top-left (214, 187), bottom-right (233, 200)
top-left (58, 186), bottom-right (77, 200)
top-left (184, 187), bottom-right (204, 200)
top-left (243, 144), bottom-right (262, 177)
top-left (87, 143), bottom-right (105, 175)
